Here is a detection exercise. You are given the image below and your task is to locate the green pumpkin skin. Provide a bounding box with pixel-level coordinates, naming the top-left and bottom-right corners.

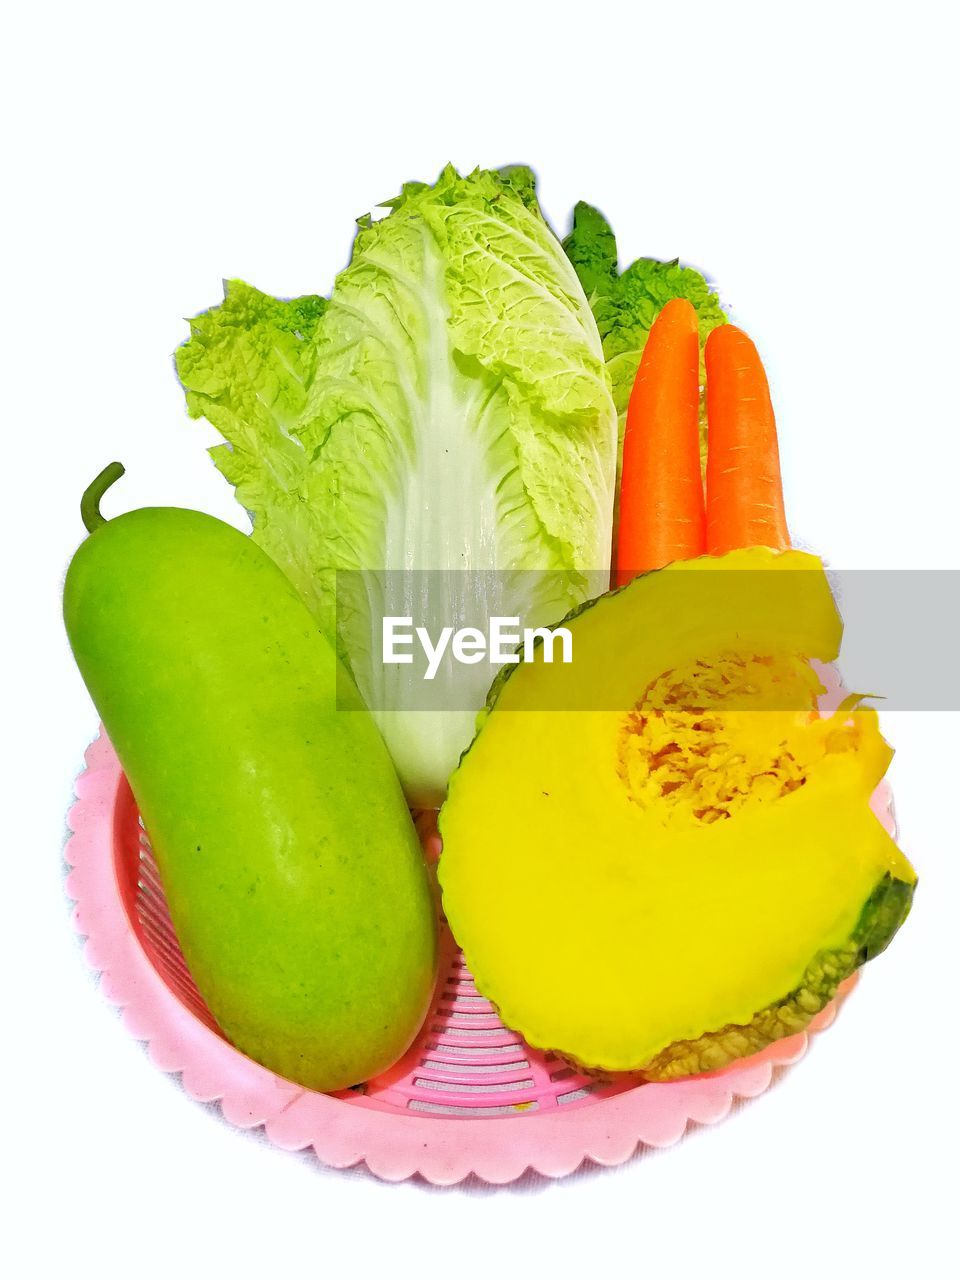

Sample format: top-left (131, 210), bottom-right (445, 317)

top-left (64, 501), bottom-right (438, 1092)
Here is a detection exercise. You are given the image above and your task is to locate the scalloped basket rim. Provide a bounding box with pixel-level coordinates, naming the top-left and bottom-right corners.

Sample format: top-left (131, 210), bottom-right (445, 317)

top-left (64, 727), bottom-right (884, 1187)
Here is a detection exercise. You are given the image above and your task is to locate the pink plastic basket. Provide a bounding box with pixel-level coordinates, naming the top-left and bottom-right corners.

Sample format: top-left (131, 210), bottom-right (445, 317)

top-left (65, 682), bottom-right (890, 1184)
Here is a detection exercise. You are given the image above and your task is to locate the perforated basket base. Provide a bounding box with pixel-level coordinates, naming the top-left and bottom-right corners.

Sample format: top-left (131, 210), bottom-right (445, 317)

top-left (65, 730), bottom-right (882, 1185)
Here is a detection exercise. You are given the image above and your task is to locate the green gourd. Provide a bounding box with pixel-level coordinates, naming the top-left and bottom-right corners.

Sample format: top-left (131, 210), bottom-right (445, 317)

top-left (64, 464), bottom-right (438, 1091)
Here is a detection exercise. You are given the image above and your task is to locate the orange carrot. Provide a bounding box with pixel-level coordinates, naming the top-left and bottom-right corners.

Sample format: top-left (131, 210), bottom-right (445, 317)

top-left (705, 324), bottom-right (789, 555)
top-left (615, 298), bottom-right (705, 585)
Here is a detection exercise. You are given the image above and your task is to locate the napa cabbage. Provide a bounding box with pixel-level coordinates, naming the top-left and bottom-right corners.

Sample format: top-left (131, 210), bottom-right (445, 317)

top-left (177, 167), bottom-right (617, 804)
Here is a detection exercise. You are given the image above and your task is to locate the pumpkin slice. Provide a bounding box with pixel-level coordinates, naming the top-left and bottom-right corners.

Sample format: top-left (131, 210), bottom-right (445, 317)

top-left (438, 547), bottom-right (915, 1077)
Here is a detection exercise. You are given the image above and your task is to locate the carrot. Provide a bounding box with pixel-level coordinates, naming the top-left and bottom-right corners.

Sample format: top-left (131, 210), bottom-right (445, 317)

top-left (615, 297), bottom-right (705, 585)
top-left (705, 324), bottom-right (789, 554)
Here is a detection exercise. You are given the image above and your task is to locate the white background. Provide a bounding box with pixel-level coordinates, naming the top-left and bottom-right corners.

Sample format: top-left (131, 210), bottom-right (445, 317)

top-left (5, 3), bottom-right (957, 1277)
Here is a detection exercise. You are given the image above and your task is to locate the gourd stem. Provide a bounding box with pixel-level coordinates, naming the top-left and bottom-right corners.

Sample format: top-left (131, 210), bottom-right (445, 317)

top-left (81, 462), bottom-right (126, 532)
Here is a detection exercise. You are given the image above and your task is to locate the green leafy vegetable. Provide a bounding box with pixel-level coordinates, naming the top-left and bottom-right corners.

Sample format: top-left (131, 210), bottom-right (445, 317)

top-left (176, 280), bottom-right (330, 622)
top-left (562, 201), bottom-right (727, 466)
top-left (176, 166), bottom-right (617, 805)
